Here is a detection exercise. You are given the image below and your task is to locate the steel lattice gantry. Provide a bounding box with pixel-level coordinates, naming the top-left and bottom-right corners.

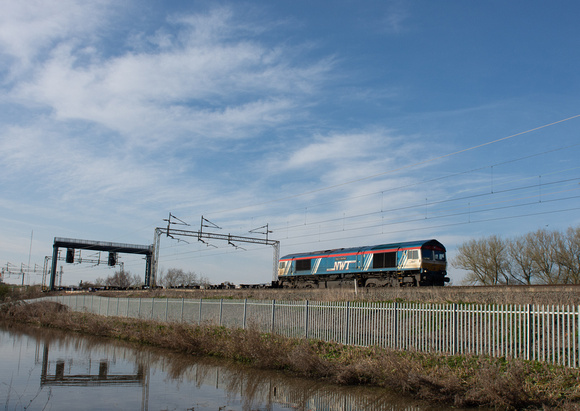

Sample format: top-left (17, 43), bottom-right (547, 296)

top-left (152, 226), bottom-right (280, 287)
top-left (50, 237), bottom-right (154, 291)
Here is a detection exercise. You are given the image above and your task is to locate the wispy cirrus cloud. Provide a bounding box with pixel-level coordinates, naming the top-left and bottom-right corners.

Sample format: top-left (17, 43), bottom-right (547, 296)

top-left (0, 0), bottom-right (116, 72)
top-left (0, 1), bottom-right (339, 250)
top-left (8, 6), bottom-right (333, 151)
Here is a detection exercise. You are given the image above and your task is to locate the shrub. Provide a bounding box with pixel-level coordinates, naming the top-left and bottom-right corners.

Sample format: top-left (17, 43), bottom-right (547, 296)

top-left (0, 283), bottom-right (11, 301)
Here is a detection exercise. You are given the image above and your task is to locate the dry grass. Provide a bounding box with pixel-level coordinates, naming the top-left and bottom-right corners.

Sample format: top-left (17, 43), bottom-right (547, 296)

top-left (1, 300), bottom-right (580, 410)
top-left (0, 284), bottom-right (43, 302)
top-left (88, 284), bottom-right (580, 306)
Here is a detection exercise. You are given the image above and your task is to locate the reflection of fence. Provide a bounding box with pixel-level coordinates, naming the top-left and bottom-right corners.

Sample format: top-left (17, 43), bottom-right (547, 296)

top-left (39, 295), bottom-right (580, 368)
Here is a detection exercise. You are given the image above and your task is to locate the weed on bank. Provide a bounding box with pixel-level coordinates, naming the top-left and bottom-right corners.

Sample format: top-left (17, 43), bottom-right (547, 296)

top-left (1, 301), bottom-right (579, 410)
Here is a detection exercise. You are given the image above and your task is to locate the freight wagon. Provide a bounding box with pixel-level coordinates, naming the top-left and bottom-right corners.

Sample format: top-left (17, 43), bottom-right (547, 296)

top-left (277, 239), bottom-right (448, 288)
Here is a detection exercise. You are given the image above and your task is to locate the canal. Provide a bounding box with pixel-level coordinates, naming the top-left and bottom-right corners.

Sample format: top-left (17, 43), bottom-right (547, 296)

top-left (0, 324), bottom-right (471, 410)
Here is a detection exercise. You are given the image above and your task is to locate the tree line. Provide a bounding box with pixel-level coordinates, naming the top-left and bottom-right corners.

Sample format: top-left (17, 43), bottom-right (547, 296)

top-left (452, 226), bottom-right (580, 285)
top-left (82, 268), bottom-right (209, 289)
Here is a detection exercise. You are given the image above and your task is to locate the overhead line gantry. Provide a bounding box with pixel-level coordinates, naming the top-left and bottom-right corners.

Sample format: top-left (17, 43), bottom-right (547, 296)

top-left (49, 238), bottom-right (153, 291)
top-left (152, 214), bottom-right (280, 287)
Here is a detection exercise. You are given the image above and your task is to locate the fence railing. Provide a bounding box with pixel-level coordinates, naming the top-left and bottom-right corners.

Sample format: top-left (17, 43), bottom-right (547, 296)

top-left (38, 295), bottom-right (580, 368)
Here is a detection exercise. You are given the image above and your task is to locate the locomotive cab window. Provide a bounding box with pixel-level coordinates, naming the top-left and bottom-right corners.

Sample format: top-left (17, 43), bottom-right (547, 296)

top-left (373, 252), bottom-right (396, 269)
top-left (295, 259), bottom-right (311, 271)
top-left (422, 249), bottom-right (433, 260)
top-left (278, 261), bottom-right (287, 269)
top-left (434, 251), bottom-right (446, 261)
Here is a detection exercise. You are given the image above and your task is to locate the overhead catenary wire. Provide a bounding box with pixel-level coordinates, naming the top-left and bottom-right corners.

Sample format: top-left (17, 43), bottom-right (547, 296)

top-left (103, 163), bottom-right (580, 270)
top-left (244, 143), bottom-right (580, 220)
top-left (58, 192), bottom-right (580, 279)
top-left (49, 174), bottom-right (580, 279)
top-left (276, 175), bottom-right (580, 233)
top-left (154, 188), bottom-right (580, 263)
top-left (154, 204), bottom-right (580, 265)
top-left (202, 114), bottom-right (580, 217)
top-left (43, 115), bottom-right (580, 284)
top-left (99, 119), bottom-right (580, 267)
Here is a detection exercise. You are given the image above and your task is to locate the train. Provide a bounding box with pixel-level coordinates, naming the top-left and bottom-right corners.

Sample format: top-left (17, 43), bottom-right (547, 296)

top-left (277, 239), bottom-right (449, 288)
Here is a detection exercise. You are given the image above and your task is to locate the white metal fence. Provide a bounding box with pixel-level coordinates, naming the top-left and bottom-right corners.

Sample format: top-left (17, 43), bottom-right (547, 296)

top-left (39, 295), bottom-right (580, 368)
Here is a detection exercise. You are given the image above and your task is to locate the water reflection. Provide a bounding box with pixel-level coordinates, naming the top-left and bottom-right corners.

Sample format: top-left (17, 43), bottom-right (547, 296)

top-left (40, 344), bottom-right (145, 387)
top-left (0, 324), bottom-right (461, 410)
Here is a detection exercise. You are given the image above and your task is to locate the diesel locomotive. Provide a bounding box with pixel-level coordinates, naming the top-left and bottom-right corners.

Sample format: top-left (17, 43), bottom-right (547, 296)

top-left (277, 239), bottom-right (448, 288)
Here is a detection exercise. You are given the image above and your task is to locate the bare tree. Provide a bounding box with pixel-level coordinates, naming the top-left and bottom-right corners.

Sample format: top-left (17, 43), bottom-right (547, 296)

top-left (553, 226), bottom-right (580, 284)
top-left (130, 273), bottom-right (143, 287)
top-left (507, 235), bottom-right (535, 284)
top-left (526, 229), bottom-right (561, 284)
top-left (454, 225), bottom-right (579, 286)
top-left (453, 239), bottom-right (488, 285)
top-left (105, 270), bottom-right (136, 288)
top-left (198, 274), bottom-right (211, 287)
top-left (159, 268), bottom-right (199, 288)
top-left (453, 235), bottom-right (509, 285)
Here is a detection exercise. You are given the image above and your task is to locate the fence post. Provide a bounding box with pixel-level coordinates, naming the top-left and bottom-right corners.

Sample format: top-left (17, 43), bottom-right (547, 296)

top-left (345, 301), bottom-right (350, 345)
top-left (181, 298), bottom-right (184, 323)
top-left (526, 304), bottom-right (532, 361)
top-left (453, 303), bottom-right (458, 355)
top-left (198, 299), bottom-right (203, 325)
top-left (138, 298), bottom-right (142, 318)
top-left (394, 302), bottom-right (399, 349)
top-left (577, 305), bottom-right (580, 369)
top-left (305, 300), bottom-right (309, 339)
top-left (271, 300), bottom-right (276, 333)
top-left (165, 298), bottom-right (169, 322)
top-left (243, 299), bottom-right (247, 329)
top-left (151, 298), bottom-right (154, 320)
top-left (219, 299), bottom-right (223, 326)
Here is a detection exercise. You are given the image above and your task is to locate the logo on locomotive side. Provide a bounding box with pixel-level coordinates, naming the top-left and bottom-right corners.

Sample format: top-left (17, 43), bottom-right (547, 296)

top-left (327, 260), bottom-right (357, 271)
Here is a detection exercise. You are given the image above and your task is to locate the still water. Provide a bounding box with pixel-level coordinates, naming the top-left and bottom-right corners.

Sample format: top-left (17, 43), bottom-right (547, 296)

top-left (0, 324), bottom-right (461, 411)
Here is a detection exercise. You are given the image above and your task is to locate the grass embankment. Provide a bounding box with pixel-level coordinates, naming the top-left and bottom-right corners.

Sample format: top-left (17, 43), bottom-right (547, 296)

top-left (93, 284), bottom-right (580, 306)
top-left (1, 301), bottom-right (579, 410)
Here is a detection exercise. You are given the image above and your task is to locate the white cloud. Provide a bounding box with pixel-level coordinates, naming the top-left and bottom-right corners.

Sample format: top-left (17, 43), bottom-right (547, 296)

top-left (0, 2), bottom-right (339, 251)
top-left (280, 129), bottom-right (425, 187)
top-left (285, 132), bottom-right (380, 168)
top-left (8, 6), bottom-right (332, 150)
top-left (0, 0), bottom-right (114, 71)
top-left (382, 2), bottom-right (410, 34)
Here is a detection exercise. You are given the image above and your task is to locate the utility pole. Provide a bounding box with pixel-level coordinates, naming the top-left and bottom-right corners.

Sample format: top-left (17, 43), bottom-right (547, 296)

top-left (27, 230), bottom-right (33, 286)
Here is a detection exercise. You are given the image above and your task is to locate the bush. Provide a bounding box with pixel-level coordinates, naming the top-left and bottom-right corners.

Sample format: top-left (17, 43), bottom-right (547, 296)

top-left (0, 283), bottom-right (12, 302)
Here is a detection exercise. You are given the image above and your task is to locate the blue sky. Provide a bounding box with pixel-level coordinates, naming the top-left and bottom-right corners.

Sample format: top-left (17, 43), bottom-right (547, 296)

top-left (1, 0), bottom-right (579, 286)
